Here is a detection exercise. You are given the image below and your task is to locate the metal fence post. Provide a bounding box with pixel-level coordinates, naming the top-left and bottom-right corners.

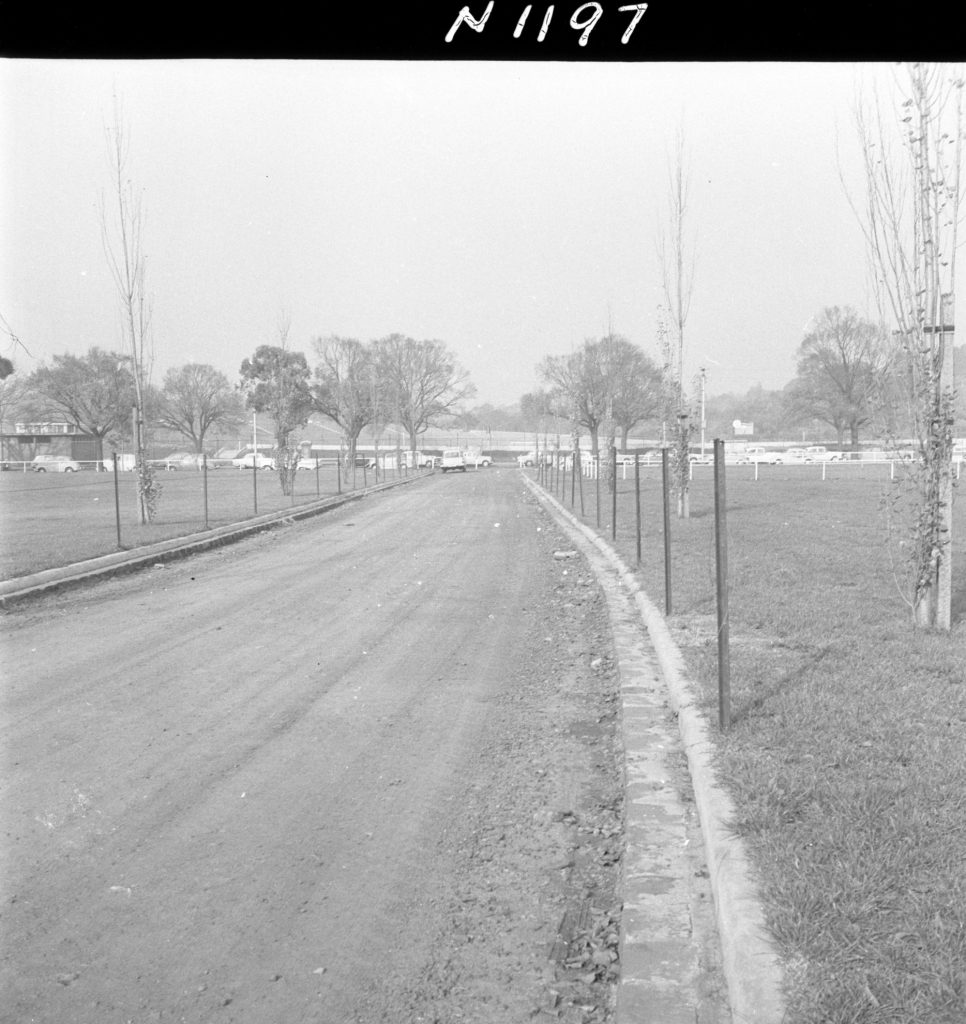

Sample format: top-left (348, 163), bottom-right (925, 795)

top-left (635, 452), bottom-right (641, 566)
top-left (202, 454), bottom-right (209, 529)
top-left (662, 447), bottom-right (672, 615)
top-left (595, 455), bottom-right (600, 529)
top-left (713, 438), bottom-right (732, 730)
top-left (112, 452), bottom-right (122, 549)
top-left (611, 446), bottom-right (617, 541)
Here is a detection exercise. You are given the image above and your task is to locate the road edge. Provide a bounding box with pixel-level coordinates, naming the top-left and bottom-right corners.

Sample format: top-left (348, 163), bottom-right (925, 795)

top-left (0, 476), bottom-right (416, 608)
top-left (523, 475), bottom-right (787, 1024)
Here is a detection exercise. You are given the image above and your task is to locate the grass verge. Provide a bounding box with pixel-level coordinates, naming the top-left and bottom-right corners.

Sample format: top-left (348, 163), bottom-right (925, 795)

top-left (0, 464), bottom-right (404, 580)
top-left (538, 461), bottom-right (966, 1024)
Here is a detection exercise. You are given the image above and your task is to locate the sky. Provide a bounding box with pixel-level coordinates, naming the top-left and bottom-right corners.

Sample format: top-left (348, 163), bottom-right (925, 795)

top-left (1, 60), bottom-right (949, 408)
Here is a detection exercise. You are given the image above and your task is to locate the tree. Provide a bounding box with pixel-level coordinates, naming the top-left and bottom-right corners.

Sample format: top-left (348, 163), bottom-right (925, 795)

top-left (372, 334), bottom-right (475, 451)
top-left (0, 373), bottom-right (30, 433)
top-left (657, 129), bottom-right (697, 517)
top-left (311, 336), bottom-right (375, 471)
top-left (609, 340), bottom-right (663, 448)
top-left (28, 348), bottom-right (135, 461)
top-left (851, 63), bottom-right (962, 629)
top-left (239, 335), bottom-right (313, 496)
top-left (157, 364), bottom-right (245, 453)
top-left (538, 346), bottom-right (605, 454)
top-left (101, 99), bottom-right (159, 521)
top-left (538, 335), bottom-right (660, 488)
top-left (785, 307), bottom-right (889, 448)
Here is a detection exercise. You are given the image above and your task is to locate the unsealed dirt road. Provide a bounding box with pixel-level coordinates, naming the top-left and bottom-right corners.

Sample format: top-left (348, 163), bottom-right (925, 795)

top-left (1, 468), bottom-right (629, 1024)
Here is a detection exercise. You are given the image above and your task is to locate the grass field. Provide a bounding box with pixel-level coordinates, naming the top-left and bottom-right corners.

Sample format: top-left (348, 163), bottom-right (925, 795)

top-left (540, 459), bottom-right (966, 1023)
top-left (0, 462), bottom-right (412, 580)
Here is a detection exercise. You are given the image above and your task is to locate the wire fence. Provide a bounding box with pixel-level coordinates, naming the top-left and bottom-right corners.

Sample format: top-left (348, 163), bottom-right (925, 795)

top-left (0, 459), bottom-right (437, 581)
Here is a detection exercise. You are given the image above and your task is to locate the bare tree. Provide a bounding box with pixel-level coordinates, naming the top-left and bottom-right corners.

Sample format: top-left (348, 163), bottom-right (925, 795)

top-left (157, 364), bottom-right (246, 452)
top-left (657, 129), bottom-right (697, 517)
top-left (101, 99), bottom-right (159, 521)
top-left (373, 334), bottom-right (475, 451)
top-left (850, 63), bottom-right (962, 629)
top-left (311, 336), bottom-right (375, 472)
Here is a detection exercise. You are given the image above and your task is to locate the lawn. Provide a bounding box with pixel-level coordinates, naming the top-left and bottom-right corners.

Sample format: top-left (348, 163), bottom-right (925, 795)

top-left (0, 461), bottom-right (403, 580)
top-left (539, 459), bottom-right (966, 1023)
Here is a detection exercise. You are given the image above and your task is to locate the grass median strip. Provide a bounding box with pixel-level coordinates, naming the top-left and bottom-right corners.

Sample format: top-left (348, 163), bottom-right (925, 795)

top-left (539, 464), bottom-right (965, 1024)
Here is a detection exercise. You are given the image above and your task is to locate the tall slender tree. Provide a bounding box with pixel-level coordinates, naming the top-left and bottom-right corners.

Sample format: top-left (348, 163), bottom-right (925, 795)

top-left (851, 63), bottom-right (962, 629)
top-left (101, 98), bottom-right (159, 520)
top-left (657, 128), bottom-right (697, 517)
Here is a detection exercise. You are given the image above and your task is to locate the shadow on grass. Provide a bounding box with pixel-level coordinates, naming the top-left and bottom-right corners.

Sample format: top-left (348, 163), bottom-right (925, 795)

top-left (731, 643), bottom-right (836, 727)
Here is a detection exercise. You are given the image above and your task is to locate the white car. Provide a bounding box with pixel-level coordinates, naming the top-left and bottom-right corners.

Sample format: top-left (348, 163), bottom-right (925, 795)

top-left (233, 452), bottom-right (276, 470)
top-left (739, 447), bottom-right (780, 465)
top-left (31, 454), bottom-right (81, 473)
top-left (516, 450), bottom-right (552, 467)
top-left (775, 447), bottom-right (811, 464)
top-left (440, 448), bottom-right (466, 473)
top-left (462, 449), bottom-right (492, 467)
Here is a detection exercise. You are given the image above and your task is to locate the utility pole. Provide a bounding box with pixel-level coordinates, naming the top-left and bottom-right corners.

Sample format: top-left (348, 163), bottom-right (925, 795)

top-left (700, 366), bottom-right (707, 458)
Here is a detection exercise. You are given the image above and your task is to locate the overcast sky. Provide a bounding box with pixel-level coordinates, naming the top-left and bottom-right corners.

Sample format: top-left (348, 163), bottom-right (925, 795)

top-left (1, 60), bottom-right (945, 407)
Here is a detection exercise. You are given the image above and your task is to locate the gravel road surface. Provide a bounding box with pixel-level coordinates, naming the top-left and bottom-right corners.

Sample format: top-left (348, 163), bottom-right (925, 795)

top-left (1, 468), bottom-right (627, 1024)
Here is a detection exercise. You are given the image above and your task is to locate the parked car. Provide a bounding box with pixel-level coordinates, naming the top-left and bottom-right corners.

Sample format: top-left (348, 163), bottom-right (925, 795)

top-left (688, 452), bottom-right (713, 465)
top-left (516, 450), bottom-right (552, 467)
top-left (31, 454), bottom-right (81, 473)
top-left (440, 448), bottom-right (467, 473)
top-left (154, 451), bottom-right (209, 471)
top-left (738, 447), bottom-right (780, 465)
top-left (400, 450), bottom-right (438, 469)
top-left (774, 447), bottom-right (811, 464)
top-left (462, 449), bottom-right (492, 467)
top-left (233, 452), bottom-right (276, 470)
top-left (209, 447), bottom-right (246, 469)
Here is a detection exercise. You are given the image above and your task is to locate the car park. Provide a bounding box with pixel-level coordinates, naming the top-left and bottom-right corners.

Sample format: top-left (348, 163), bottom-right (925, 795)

top-left (31, 454), bottom-right (81, 473)
top-left (440, 448), bottom-right (466, 473)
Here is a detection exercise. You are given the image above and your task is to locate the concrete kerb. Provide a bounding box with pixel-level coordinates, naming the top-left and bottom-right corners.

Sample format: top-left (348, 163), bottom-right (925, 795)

top-left (0, 475), bottom-right (418, 608)
top-left (523, 475), bottom-right (786, 1024)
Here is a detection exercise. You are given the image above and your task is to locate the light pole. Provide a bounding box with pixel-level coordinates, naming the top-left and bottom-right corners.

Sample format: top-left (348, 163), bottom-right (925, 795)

top-left (700, 366), bottom-right (707, 457)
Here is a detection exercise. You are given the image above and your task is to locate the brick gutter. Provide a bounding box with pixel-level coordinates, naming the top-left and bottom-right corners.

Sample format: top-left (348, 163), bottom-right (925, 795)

top-left (524, 474), bottom-right (786, 1024)
top-left (0, 476), bottom-right (417, 608)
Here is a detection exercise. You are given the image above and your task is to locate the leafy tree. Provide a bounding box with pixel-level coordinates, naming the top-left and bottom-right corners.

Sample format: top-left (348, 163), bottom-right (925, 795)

top-left (28, 347), bottom-right (135, 463)
top-left (784, 307), bottom-right (889, 448)
top-left (157, 363), bottom-right (245, 453)
top-left (311, 336), bottom-right (375, 470)
top-left (372, 334), bottom-right (475, 451)
top-left (239, 340), bottom-right (312, 496)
